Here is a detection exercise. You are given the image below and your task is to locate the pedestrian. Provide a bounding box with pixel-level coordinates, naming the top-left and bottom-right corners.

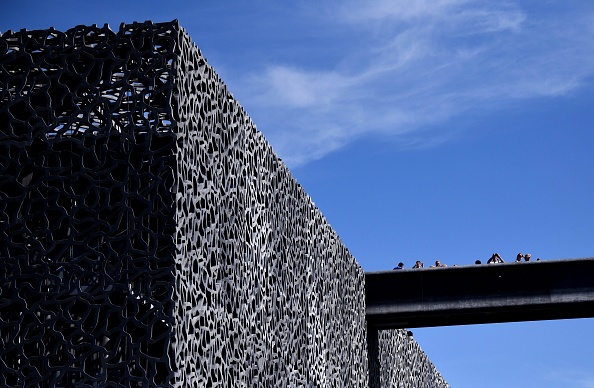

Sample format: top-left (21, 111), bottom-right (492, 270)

top-left (487, 253), bottom-right (504, 264)
top-left (393, 262), bottom-right (404, 270)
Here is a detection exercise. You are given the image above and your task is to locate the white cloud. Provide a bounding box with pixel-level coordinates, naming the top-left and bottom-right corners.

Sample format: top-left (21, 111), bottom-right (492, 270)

top-left (544, 368), bottom-right (594, 388)
top-left (236, 1), bottom-right (594, 167)
top-left (337, 0), bottom-right (469, 23)
top-left (250, 66), bottom-right (354, 109)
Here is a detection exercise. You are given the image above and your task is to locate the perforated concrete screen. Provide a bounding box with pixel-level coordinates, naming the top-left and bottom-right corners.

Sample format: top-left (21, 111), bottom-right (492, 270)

top-left (0, 22), bottom-right (178, 386)
top-left (0, 21), bottom-right (447, 387)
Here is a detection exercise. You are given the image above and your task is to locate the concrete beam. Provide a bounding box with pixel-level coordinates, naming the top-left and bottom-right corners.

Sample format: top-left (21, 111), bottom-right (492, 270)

top-left (365, 258), bottom-right (594, 329)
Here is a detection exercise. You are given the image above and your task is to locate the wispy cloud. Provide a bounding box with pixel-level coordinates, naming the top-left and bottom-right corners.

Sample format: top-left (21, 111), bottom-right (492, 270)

top-left (250, 66), bottom-right (355, 109)
top-left (235, 1), bottom-right (594, 167)
top-left (545, 367), bottom-right (594, 388)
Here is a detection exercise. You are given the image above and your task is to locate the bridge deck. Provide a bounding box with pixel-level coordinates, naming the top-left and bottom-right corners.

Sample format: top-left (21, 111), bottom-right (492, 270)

top-left (365, 257), bottom-right (594, 329)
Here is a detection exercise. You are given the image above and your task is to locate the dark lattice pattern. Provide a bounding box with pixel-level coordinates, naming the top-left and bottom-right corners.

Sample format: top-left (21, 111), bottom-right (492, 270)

top-left (0, 21), bottom-right (177, 387)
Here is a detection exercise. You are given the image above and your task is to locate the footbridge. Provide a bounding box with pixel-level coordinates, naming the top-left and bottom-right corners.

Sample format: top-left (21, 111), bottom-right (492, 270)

top-left (365, 258), bottom-right (594, 386)
top-left (365, 257), bottom-right (594, 329)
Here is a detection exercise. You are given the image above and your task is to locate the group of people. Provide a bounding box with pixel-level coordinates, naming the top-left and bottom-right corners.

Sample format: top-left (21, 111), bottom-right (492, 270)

top-left (393, 252), bottom-right (540, 270)
top-left (481, 252), bottom-right (538, 264)
top-left (393, 260), bottom-right (447, 269)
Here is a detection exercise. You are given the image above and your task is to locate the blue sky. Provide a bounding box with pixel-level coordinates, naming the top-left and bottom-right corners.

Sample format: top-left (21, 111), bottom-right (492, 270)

top-left (2, 1), bottom-right (593, 387)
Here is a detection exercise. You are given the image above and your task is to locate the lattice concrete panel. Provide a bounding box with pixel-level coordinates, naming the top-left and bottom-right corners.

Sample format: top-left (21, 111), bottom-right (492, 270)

top-left (0, 22), bottom-right (178, 387)
top-left (378, 330), bottom-right (449, 388)
top-left (171, 25), bottom-right (368, 387)
top-left (1, 20), bottom-right (446, 387)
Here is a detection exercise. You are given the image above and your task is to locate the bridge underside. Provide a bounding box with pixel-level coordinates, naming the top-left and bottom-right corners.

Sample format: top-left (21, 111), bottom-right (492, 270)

top-left (365, 258), bottom-right (594, 330)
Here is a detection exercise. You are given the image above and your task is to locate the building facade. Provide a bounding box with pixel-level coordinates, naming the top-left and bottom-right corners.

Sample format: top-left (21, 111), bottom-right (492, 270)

top-left (0, 21), bottom-right (447, 387)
